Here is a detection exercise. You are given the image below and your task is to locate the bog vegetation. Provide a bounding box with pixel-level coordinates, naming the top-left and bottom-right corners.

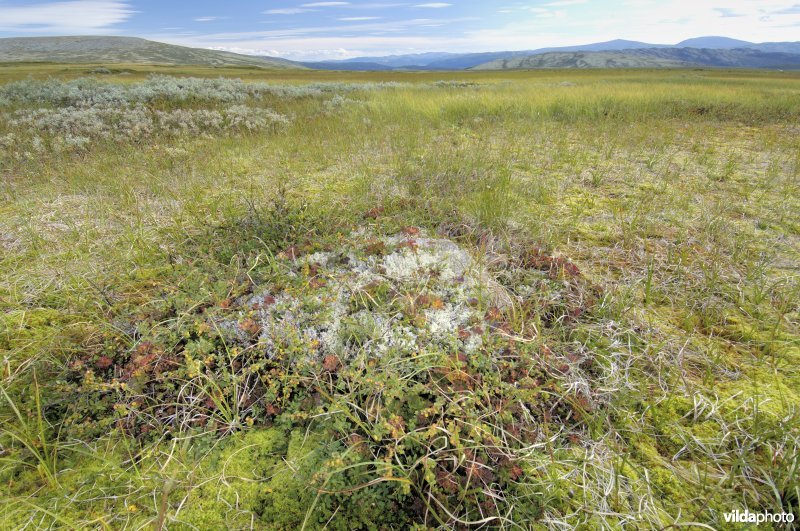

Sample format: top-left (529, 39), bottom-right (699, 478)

top-left (0, 66), bottom-right (798, 529)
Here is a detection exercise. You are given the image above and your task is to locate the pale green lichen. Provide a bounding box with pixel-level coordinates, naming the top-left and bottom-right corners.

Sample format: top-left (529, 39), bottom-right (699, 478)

top-left (230, 229), bottom-right (500, 363)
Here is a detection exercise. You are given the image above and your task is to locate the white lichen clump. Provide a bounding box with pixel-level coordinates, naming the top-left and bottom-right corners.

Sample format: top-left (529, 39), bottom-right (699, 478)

top-left (232, 229), bottom-right (507, 363)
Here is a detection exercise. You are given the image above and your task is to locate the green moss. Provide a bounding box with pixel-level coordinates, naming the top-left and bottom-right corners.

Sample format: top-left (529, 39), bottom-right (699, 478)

top-left (179, 429), bottom-right (288, 527)
top-left (648, 467), bottom-right (686, 502)
top-left (257, 429), bottom-right (326, 526)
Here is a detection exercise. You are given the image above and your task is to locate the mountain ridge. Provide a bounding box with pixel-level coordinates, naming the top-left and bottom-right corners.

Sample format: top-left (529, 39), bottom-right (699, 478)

top-left (299, 37), bottom-right (800, 71)
top-left (3, 35), bottom-right (800, 72)
top-left (473, 47), bottom-right (800, 70)
top-left (0, 36), bottom-right (301, 69)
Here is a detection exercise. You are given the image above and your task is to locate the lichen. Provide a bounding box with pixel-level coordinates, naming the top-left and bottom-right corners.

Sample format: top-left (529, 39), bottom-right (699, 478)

top-left (228, 229), bottom-right (501, 364)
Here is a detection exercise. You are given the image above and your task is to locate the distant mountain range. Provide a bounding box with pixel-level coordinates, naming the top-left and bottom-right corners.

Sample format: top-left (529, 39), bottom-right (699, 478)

top-left (0, 36), bottom-right (301, 69)
top-left (474, 48), bottom-right (800, 70)
top-left (2, 35), bottom-right (800, 71)
top-left (301, 36), bottom-right (800, 71)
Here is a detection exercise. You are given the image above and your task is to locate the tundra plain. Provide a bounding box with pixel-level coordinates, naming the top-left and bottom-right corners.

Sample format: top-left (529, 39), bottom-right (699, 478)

top-left (0, 65), bottom-right (799, 529)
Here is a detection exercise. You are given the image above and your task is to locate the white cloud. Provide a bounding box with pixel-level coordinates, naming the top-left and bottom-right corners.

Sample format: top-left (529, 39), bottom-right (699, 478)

top-left (774, 3), bottom-right (800, 14)
top-left (145, 0), bottom-right (800, 60)
top-left (544, 0), bottom-right (587, 5)
top-left (414, 3), bottom-right (452, 8)
top-left (302, 1), bottom-right (350, 6)
top-left (265, 8), bottom-right (314, 15)
top-left (0, 0), bottom-right (133, 33)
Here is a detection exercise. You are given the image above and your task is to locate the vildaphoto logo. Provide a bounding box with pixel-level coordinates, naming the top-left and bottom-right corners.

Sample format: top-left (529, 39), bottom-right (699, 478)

top-left (723, 509), bottom-right (795, 525)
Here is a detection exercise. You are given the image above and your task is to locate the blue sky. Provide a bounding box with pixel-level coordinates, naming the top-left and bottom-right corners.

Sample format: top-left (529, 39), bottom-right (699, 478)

top-left (0, 1), bottom-right (799, 60)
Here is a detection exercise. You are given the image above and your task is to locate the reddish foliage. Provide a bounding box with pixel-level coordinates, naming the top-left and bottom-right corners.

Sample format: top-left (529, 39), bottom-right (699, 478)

top-left (239, 318), bottom-right (262, 336)
top-left (364, 206), bottom-right (384, 219)
top-left (95, 356), bottom-right (113, 370)
top-left (120, 342), bottom-right (173, 379)
top-left (506, 423), bottom-right (521, 439)
top-left (364, 241), bottom-right (387, 256)
top-left (280, 245), bottom-right (303, 260)
top-left (323, 354), bottom-right (341, 372)
top-left (345, 433), bottom-right (369, 455)
top-left (523, 248), bottom-right (582, 279)
top-left (435, 468), bottom-right (460, 494)
top-left (310, 277), bottom-right (328, 289)
top-left (441, 367), bottom-right (474, 391)
top-left (387, 415), bottom-right (406, 436)
top-left (346, 433), bottom-right (366, 447)
top-left (464, 451), bottom-right (495, 484)
top-left (480, 499), bottom-right (499, 517)
top-left (573, 393), bottom-right (594, 414)
top-left (484, 307), bottom-right (503, 322)
top-left (397, 239), bottom-right (418, 252)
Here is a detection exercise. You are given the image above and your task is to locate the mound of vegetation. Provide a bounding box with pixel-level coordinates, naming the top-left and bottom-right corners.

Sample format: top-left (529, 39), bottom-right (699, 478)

top-left (9, 220), bottom-right (612, 527)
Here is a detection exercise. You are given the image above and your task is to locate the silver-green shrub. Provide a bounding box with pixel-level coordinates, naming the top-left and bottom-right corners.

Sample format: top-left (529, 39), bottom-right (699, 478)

top-left (9, 105), bottom-right (289, 142)
top-left (0, 76), bottom-right (414, 107)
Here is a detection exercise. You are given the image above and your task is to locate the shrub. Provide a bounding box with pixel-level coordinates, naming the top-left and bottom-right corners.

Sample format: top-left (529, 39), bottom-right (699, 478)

top-left (8, 104), bottom-right (289, 145)
top-left (0, 75), bottom-right (413, 108)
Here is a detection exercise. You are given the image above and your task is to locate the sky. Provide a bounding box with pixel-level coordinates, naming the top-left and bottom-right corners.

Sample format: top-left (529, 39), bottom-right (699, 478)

top-left (0, 0), bottom-right (799, 60)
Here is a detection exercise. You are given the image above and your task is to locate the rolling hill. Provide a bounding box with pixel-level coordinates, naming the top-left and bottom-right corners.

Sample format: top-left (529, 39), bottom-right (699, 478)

top-left (473, 48), bottom-right (800, 70)
top-left (675, 36), bottom-right (754, 49)
top-left (474, 51), bottom-right (687, 70)
top-left (0, 36), bottom-right (301, 69)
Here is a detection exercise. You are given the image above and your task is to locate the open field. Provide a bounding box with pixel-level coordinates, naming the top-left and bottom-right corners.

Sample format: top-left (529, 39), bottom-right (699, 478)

top-left (1, 65), bottom-right (799, 529)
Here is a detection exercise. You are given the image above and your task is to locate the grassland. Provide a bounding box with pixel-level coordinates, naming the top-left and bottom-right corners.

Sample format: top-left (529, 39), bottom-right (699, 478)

top-left (0, 65), bottom-right (799, 529)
